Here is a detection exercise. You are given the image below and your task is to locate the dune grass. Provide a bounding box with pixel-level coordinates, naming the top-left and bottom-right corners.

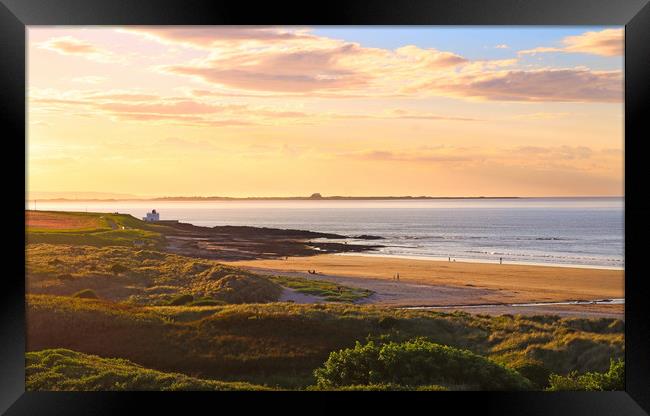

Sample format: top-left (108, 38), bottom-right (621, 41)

top-left (27, 348), bottom-right (272, 391)
top-left (27, 294), bottom-right (624, 389)
top-left (27, 244), bottom-right (368, 305)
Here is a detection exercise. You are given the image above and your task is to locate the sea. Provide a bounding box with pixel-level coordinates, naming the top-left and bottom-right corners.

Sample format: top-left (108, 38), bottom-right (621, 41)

top-left (28, 197), bottom-right (624, 269)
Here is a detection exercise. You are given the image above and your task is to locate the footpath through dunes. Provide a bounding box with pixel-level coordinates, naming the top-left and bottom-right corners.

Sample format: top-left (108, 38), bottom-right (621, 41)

top-left (226, 254), bottom-right (624, 317)
top-left (26, 294), bottom-right (624, 388)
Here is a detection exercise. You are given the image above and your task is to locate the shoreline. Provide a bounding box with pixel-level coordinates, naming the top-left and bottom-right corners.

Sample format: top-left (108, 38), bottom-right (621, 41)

top-left (335, 252), bottom-right (624, 271)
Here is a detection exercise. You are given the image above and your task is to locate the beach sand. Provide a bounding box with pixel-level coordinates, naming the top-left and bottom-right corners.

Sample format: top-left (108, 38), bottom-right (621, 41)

top-left (226, 254), bottom-right (624, 318)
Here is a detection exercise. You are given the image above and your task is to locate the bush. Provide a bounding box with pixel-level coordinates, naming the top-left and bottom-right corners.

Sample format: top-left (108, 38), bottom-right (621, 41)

top-left (547, 359), bottom-right (624, 391)
top-left (72, 289), bottom-right (98, 299)
top-left (377, 316), bottom-right (398, 330)
top-left (314, 339), bottom-right (533, 390)
top-left (110, 264), bottom-right (128, 275)
top-left (510, 360), bottom-right (552, 389)
top-left (168, 294), bottom-right (194, 306)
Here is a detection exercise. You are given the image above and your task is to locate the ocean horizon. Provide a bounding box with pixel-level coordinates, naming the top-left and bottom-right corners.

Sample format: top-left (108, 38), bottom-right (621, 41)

top-left (27, 196), bottom-right (624, 269)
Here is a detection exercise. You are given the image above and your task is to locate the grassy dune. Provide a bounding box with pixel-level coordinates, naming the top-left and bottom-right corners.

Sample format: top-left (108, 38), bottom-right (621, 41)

top-left (27, 244), bottom-right (370, 305)
top-left (27, 349), bottom-right (270, 391)
top-left (27, 294), bottom-right (623, 388)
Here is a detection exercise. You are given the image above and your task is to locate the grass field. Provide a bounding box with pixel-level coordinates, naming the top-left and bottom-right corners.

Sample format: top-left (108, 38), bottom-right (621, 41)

top-left (26, 210), bottom-right (171, 248)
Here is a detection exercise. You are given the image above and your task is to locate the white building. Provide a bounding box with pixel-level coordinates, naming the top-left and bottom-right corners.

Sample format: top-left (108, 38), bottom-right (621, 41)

top-left (143, 209), bottom-right (160, 222)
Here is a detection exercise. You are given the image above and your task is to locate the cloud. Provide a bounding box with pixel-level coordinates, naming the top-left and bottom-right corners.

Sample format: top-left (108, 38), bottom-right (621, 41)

top-left (519, 28), bottom-right (623, 57)
top-left (71, 76), bottom-right (107, 84)
top-left (495, 44), bottom-right (509, 49)
top-left (29, 89), bottom-right (315, 127)
top-left (343, 145), bottom-right (620, 173)
top-left (330, 109), bottom-right (479, 122)
top-left (344, 149), bottom-right (473, 163)
top-left (518, 47), bottom-right (563, 55)
top-left (426, 68), bottom-right (622, 103)
top-left (156, 30), bottom-right (466, 95)
top-left (121, 27), bottom-right (314, 48)
top-left (38, 36), bottom-right (118, 63)
top-left (563, 28), bottom-right (624, 56)
top-left (511, 112), bottom-right (570, 120)
top-left (516, 145), bottom-right (594, 160)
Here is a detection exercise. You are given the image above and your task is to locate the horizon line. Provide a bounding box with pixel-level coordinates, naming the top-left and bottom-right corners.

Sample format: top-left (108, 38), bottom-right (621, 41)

top-left (25, 194), bottom-right (624, 202)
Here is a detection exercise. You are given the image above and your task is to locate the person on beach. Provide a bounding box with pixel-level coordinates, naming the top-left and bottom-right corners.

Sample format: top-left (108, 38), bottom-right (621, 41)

top-left (397, 273), bottom-right (400, 281)
top-left (500, 257), bottom-right (503, 265)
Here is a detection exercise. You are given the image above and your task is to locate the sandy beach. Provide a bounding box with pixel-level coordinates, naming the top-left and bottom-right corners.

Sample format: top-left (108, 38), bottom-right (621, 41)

top-left (226, 254), bottom-right (624, 318)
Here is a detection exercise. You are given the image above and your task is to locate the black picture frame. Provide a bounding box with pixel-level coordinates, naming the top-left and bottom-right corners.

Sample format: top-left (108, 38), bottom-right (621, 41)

top-left (2, 0), bottom-right (649, 414)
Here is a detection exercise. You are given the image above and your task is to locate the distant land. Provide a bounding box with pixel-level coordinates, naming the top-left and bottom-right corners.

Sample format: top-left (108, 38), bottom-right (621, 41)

top-left (27, 192), bottom-right (523, 202)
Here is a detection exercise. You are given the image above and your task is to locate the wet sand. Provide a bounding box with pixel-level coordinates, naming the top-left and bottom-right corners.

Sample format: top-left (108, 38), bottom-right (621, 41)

top-left (226, 254), bottom-right (624, 318)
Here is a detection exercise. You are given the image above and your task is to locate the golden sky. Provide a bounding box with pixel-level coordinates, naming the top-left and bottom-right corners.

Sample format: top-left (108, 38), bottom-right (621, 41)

top-left (27, 27), bottom-right (624, 198)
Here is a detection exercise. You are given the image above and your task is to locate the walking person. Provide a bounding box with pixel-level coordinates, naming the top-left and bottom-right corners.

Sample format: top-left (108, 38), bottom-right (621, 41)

top-left (499, 257), bottom-right (503, 265)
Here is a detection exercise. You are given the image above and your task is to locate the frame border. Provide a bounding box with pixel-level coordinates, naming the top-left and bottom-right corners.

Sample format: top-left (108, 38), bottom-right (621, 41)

top-left (2, 0), bottom-right (649, 414)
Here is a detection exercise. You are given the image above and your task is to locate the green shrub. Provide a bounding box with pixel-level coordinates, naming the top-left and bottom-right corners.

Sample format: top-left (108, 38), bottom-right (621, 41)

top-left (314, 338), bottom-right (533, 390)
top-left (72, 289), bottom-right (98, 299)
top-left (168, 294), bottom-right (194, 306)
top-left (548, 359), bottom-right (624, 391)
top-left (510, 360), bottom-right (552, 389)
top-left (378, 316), bottom-right (398, 330)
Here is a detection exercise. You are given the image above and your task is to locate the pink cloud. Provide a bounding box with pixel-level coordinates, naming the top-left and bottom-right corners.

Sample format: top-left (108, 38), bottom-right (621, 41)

top-left (430, 68), bottom-right (622, 103)
top-left (38, 36), bottom-right (116, 62)
top-left (164, 45), bottom-right (370, 93)
top-left (563, 28), bottom-right (623, 57)
top-left (519, 28), bottom-right (623, 57)
top-left (123, 27), bottom-right (313, 48)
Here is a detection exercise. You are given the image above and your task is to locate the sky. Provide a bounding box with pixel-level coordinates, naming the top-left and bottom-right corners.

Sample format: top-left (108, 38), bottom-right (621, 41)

top-left (27, 26), bottom-right (624, 198)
